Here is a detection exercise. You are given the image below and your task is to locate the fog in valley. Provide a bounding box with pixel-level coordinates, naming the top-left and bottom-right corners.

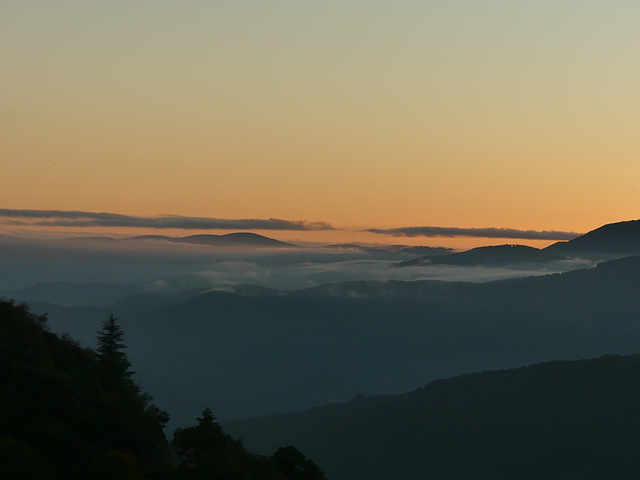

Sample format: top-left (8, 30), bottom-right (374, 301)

top-left (0, 234), bottom-right (591, 294)
top-left (2, 228), bottom-right (632, 431)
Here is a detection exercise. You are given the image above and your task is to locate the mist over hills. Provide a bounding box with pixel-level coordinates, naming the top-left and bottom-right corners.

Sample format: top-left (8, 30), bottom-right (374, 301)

top-left (225, 354), bottom-right (640, 480)
top-left (29, 255), bottom-right (640, 429)
top-left (0, 234), bottom-right (421, 292)
top-left (2, 233), bottom-right (565, 297)
top-left (4, 218), bottom-right (640, 431)
top-left (323, 244), bottom-right (453, 256)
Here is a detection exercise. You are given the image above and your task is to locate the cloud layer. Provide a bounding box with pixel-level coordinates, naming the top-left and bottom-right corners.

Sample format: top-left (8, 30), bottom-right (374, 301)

top-left (0, 209), bottom-right (583, 240)
top-left (0, 209), bottom-right (334, 231)
top-left (366, 226), bottom-right (581, 241)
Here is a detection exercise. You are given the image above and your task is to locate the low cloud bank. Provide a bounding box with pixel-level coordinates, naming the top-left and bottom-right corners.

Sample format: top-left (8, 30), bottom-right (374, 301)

top-left (366, 226), bottom-right (581, 241)
top-left (0, 209), bottom-right (334, 231)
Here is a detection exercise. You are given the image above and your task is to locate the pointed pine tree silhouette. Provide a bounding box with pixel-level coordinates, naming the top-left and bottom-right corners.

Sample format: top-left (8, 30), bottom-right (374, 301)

top-left (96, 312), bottom-right (133, 378)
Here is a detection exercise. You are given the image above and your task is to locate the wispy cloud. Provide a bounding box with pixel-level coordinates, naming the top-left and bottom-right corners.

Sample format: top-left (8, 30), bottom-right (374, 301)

top-left (366, 226), bottom-right (581, 241)
top-left (0, 209), bottom-right (334, 231)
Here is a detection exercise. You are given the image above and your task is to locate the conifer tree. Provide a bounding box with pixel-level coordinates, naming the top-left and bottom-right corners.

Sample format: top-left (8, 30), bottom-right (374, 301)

top-left (197, 407), bottom-right (216, 429)
top-left (96, 312), bottom-right (132, 377)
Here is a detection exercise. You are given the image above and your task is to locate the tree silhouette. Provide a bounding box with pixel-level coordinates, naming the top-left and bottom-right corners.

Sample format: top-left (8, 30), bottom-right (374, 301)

top-left (197, 407), bottom-right (217, 429)
top-left (171, 407), bottom-right (248, 478)
top-left (96, 312), bottom-right (132, 378)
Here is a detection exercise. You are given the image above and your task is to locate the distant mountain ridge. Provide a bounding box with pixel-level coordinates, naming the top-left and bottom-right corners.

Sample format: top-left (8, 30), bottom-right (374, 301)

top-left (397, 219), bottom-right (640, 266)
top-left (1, 281), bottom-right (141, 307)
top-left (323, 243), bottom-right (453, 256)
top-left (545, 219), bottom-right (640, 257)
top-left (398, 244), bottom-right (567, 267)
top-left (1, 273), bottom-right (227, 308)
top-left (127, 232), bottom-right (297, 248)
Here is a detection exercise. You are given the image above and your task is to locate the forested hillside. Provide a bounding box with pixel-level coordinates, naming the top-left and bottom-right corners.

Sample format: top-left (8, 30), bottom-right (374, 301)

top-left (0, 299), bottom-right (325, 479)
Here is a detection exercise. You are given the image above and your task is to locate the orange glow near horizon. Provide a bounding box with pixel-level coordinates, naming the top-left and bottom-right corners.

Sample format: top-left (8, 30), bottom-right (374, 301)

top-left (0, 218), bottom-right (585, 251)
top-left (1, 2), bottom-right (639, 245)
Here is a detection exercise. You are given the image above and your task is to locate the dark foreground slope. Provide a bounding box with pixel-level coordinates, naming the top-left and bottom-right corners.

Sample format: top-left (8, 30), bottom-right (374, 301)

top-left (227, 354), bottom-right (640, 480)
top-left (0, 300), bottom-right (169, 478)
top-left (0, 300), bottom-right (326, 480)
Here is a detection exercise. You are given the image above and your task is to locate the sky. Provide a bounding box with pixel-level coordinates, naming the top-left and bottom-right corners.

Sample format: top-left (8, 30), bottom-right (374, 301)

top-left (2, 1), bottom-right (639, 248)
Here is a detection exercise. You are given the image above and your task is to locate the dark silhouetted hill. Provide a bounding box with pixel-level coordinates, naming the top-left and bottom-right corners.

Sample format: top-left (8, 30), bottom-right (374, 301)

top-left (398, 244), bottom-right (567, 267)
top-left (129, 232), bottom-right (296, 248)
top-left (226, 354), bottom-right (640, 480)
top-left (545, 219), bottom-right (640, 257)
